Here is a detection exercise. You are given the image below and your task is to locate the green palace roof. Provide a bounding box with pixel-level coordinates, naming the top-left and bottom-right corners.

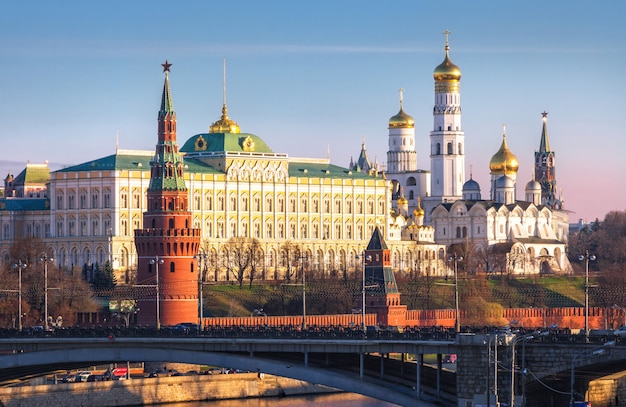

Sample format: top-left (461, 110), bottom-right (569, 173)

top-left (180, 133), bottom-right (274, 154)
top-left (13, 164), bottom-right (50, 184)
top-left (0, 198), bottom-right (49, 211)
top-left (53, 151), bottom-right (379, 181)
top-left (55, 153), bottom-right (153, 173)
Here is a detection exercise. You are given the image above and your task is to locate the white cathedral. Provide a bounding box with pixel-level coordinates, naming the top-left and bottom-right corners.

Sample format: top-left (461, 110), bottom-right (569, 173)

top-left (372, 34), bottom-right (571, 276)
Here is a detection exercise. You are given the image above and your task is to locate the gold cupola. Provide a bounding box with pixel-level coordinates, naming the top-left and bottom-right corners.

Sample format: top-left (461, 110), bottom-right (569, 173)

top-left (209, 103), bottom-right (241, 134)
top-left (413, 196), bottom-right (425, 217)
top-left (389, 88), bottom-right (414, 128)
top-left (489, 127), bottom-right (519, 175)
top-left (433, 31), bottom-right (462, 83)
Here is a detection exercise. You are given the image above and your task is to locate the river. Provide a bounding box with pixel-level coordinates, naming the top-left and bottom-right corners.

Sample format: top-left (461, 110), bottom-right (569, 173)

top-left (160, 393), bottom-right (399, 406)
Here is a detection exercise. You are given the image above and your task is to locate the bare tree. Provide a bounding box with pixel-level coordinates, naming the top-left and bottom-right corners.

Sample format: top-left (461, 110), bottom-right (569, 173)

top-left (279, 241), bottom-right (302, 282)
top-left (223, 237), bottom-right (261, 289)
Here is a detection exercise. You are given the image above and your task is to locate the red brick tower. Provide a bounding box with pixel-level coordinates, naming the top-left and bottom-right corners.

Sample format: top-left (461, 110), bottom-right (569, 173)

top-left (364, 227), bottom-right (407, 328)
top-left (134, 61), bottom-right (200, 328)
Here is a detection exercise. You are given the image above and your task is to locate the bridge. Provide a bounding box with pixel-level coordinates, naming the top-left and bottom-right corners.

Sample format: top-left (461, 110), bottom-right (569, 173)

top-left (1, 329), bottom-right (626, 406)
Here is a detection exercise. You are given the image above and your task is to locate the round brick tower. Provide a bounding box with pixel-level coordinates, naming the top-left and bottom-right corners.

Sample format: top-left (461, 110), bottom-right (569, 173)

top-left (134, 61), bottom-right (200, 328)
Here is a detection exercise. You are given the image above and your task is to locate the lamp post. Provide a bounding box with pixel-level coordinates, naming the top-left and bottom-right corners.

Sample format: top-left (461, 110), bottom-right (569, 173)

top-left (150, 255), bottom-right (164, 330)
top-left (40, 254), bottom-right (54, 332)
top-left (509, 334), bottom-right (534, 407)
top-left (355, 251), bottom-right (374, 332)
top-left (300, 255), bottom-right (307, 330)
top-left (13, 261), bottom-right (25, 332)
top-left (578, 251), bottom-right (596, 342)
top-left (570, 342), bottom-right (614, 406)
top-left (448, 254), bottom-right (463, 333)
top-left (194, 253), bottom-right (208, 333)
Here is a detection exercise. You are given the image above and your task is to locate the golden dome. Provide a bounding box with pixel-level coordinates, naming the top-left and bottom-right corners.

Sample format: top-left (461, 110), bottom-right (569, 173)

top-left (398, 196), bottom-right (408, 205)
top-left (489, 133), bottom-right (519, 174)
top-left (209, 104), bottom-right (241, 134)
top-left (433, 44), bottom-right (461, 82)
top-left (413, 196), bottom-right (425, 217)
top-left (389, 107), bottom-right (415, 128)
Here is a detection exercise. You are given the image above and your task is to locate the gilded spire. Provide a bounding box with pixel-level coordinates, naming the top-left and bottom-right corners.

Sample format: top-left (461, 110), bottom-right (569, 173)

top-left (539, 111), bottom-right (551, 152)
top-left (209, 58), bottom-right (241, 133)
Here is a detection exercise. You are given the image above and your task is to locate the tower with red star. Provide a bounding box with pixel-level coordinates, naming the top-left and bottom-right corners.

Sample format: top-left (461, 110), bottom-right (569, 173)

top-left (134, 61), bottom-right (201, 328)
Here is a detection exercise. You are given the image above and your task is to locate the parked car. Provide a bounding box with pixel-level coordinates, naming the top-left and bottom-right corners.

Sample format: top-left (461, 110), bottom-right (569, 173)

top-left (614, 326), bottom-right (626, 337)
top-left (61, 374), bottom-right (77, 383)
top-left (75, 371), bottom-right (93, 382)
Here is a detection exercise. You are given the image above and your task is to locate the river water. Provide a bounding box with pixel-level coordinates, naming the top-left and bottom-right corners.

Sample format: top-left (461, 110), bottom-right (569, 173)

top-left (161, 393), bottom-right (399, 406)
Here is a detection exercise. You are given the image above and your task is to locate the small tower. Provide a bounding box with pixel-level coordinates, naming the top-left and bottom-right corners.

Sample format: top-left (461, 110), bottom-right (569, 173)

top-left (386, 88), bottom-right (417, 174)
top-left (534, 112), bottom-right (560, 208)
top-left (364, 227), bottom-right (407, 328)
top-left (134, 61), bottom-right (201, 328)
top-left (350, 139), bottom-right (374, 174)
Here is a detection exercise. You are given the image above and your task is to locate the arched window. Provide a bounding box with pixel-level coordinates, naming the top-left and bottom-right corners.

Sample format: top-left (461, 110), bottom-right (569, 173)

top-left (170, 262), bottom-right (175, 273)
top-left (447, 142), bottom-right (453, 155)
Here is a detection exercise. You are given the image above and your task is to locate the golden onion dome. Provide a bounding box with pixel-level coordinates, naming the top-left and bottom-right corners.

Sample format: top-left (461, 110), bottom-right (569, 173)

top-left (389, 107), bottom-right (415, 128)
top-left (413, 196), bottom-right (425, 217)
top-left (209, 104), bottom-right (241, 134)
top-left (489, 133), bottom-right (519, 174)
top-left (398, 196), bottom-right (408, 205)
top-left (433, 44), bottom-right (462, 82)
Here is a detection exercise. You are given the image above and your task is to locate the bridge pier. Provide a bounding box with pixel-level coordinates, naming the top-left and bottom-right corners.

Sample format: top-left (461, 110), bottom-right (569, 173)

top-left (416, 353), bottom-right (422, 399)
top-left (304, 351), bottom-right (308, 367)
top-left (359, 353), bottom-right (364, 380)
top-left (437, 353), bottom-right (442, 399)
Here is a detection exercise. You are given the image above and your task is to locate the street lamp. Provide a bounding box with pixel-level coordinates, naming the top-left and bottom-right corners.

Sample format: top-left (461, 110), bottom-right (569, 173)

top-left (509, 334), bottom-right (534, 407)
top-left (12, 260), bottom-right (26, 332)
top-left (570, 341), bottom-right (614, 406)
top-left (448, 254), bottom-right (463, 333)
top-left (578, 251), bottom-right (596, 342)
top-left (355, 251), bottom-right (374, 332)
top-left (150, 255), bottom-right (164, 330)
top-left (194, 253), bottom-right (208, 333)
top-left (300, 255), bottom-right (307, 330)
top-left (40, 254), bottom-right (54, 332)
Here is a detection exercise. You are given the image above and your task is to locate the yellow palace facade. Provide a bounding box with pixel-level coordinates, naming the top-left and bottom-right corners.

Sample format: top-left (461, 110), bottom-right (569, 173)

top-left (34, 100), bottom-right (405, 283)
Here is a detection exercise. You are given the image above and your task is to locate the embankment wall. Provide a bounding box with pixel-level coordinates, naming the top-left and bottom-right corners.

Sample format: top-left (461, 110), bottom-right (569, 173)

top-left (0, 373), bottom-right (336, 407)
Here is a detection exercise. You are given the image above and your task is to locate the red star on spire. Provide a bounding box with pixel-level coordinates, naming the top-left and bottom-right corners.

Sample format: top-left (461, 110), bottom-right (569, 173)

top-left (161, 60), bottom-right (172, 72)
top-left (541, 111), bottom-right (548, 118)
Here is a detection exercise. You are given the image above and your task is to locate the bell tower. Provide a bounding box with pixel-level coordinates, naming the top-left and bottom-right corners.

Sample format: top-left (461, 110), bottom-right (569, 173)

top-left (134, 61), bottom-right (201, 328)
top-left (426, 30), bottom-right (465, 219)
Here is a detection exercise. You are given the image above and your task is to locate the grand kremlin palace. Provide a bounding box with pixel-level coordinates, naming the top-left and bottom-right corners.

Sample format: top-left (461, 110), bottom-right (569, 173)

top-left (0, 103), bottom-right (445, 283)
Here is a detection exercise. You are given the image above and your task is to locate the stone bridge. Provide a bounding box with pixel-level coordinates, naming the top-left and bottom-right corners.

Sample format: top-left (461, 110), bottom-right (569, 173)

top-left (456, 333), bottom-right (626, 407)
top-left (1, 334), bottom-right (625, 407)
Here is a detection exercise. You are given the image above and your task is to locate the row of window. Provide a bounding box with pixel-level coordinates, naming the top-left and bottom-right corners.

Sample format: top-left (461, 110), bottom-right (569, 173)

top-left (54, 189), bottom-right (386, 216)
top-left (55, 189), bottom-right (112, 210)
top-left (193, 194), bottom-right (383, 215)
top-left (2, 223), bottom-right (51, 240)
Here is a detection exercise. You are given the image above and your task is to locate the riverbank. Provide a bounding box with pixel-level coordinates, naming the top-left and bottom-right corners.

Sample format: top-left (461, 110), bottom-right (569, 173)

top-left (0, 373), bottom-right (339, 407)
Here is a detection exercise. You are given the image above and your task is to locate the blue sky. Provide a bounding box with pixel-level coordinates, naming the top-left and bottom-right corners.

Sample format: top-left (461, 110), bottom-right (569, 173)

top-left (1, 1), bottom-right (624, 223)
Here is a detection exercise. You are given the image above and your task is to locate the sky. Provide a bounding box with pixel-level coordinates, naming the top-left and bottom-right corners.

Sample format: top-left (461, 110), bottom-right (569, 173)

top-left (1, 1), bottom-right (624, 223)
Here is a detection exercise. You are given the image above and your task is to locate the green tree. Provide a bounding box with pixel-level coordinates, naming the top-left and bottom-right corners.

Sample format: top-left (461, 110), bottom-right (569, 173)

top-left (92, 262), bottom-right (117, 290)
